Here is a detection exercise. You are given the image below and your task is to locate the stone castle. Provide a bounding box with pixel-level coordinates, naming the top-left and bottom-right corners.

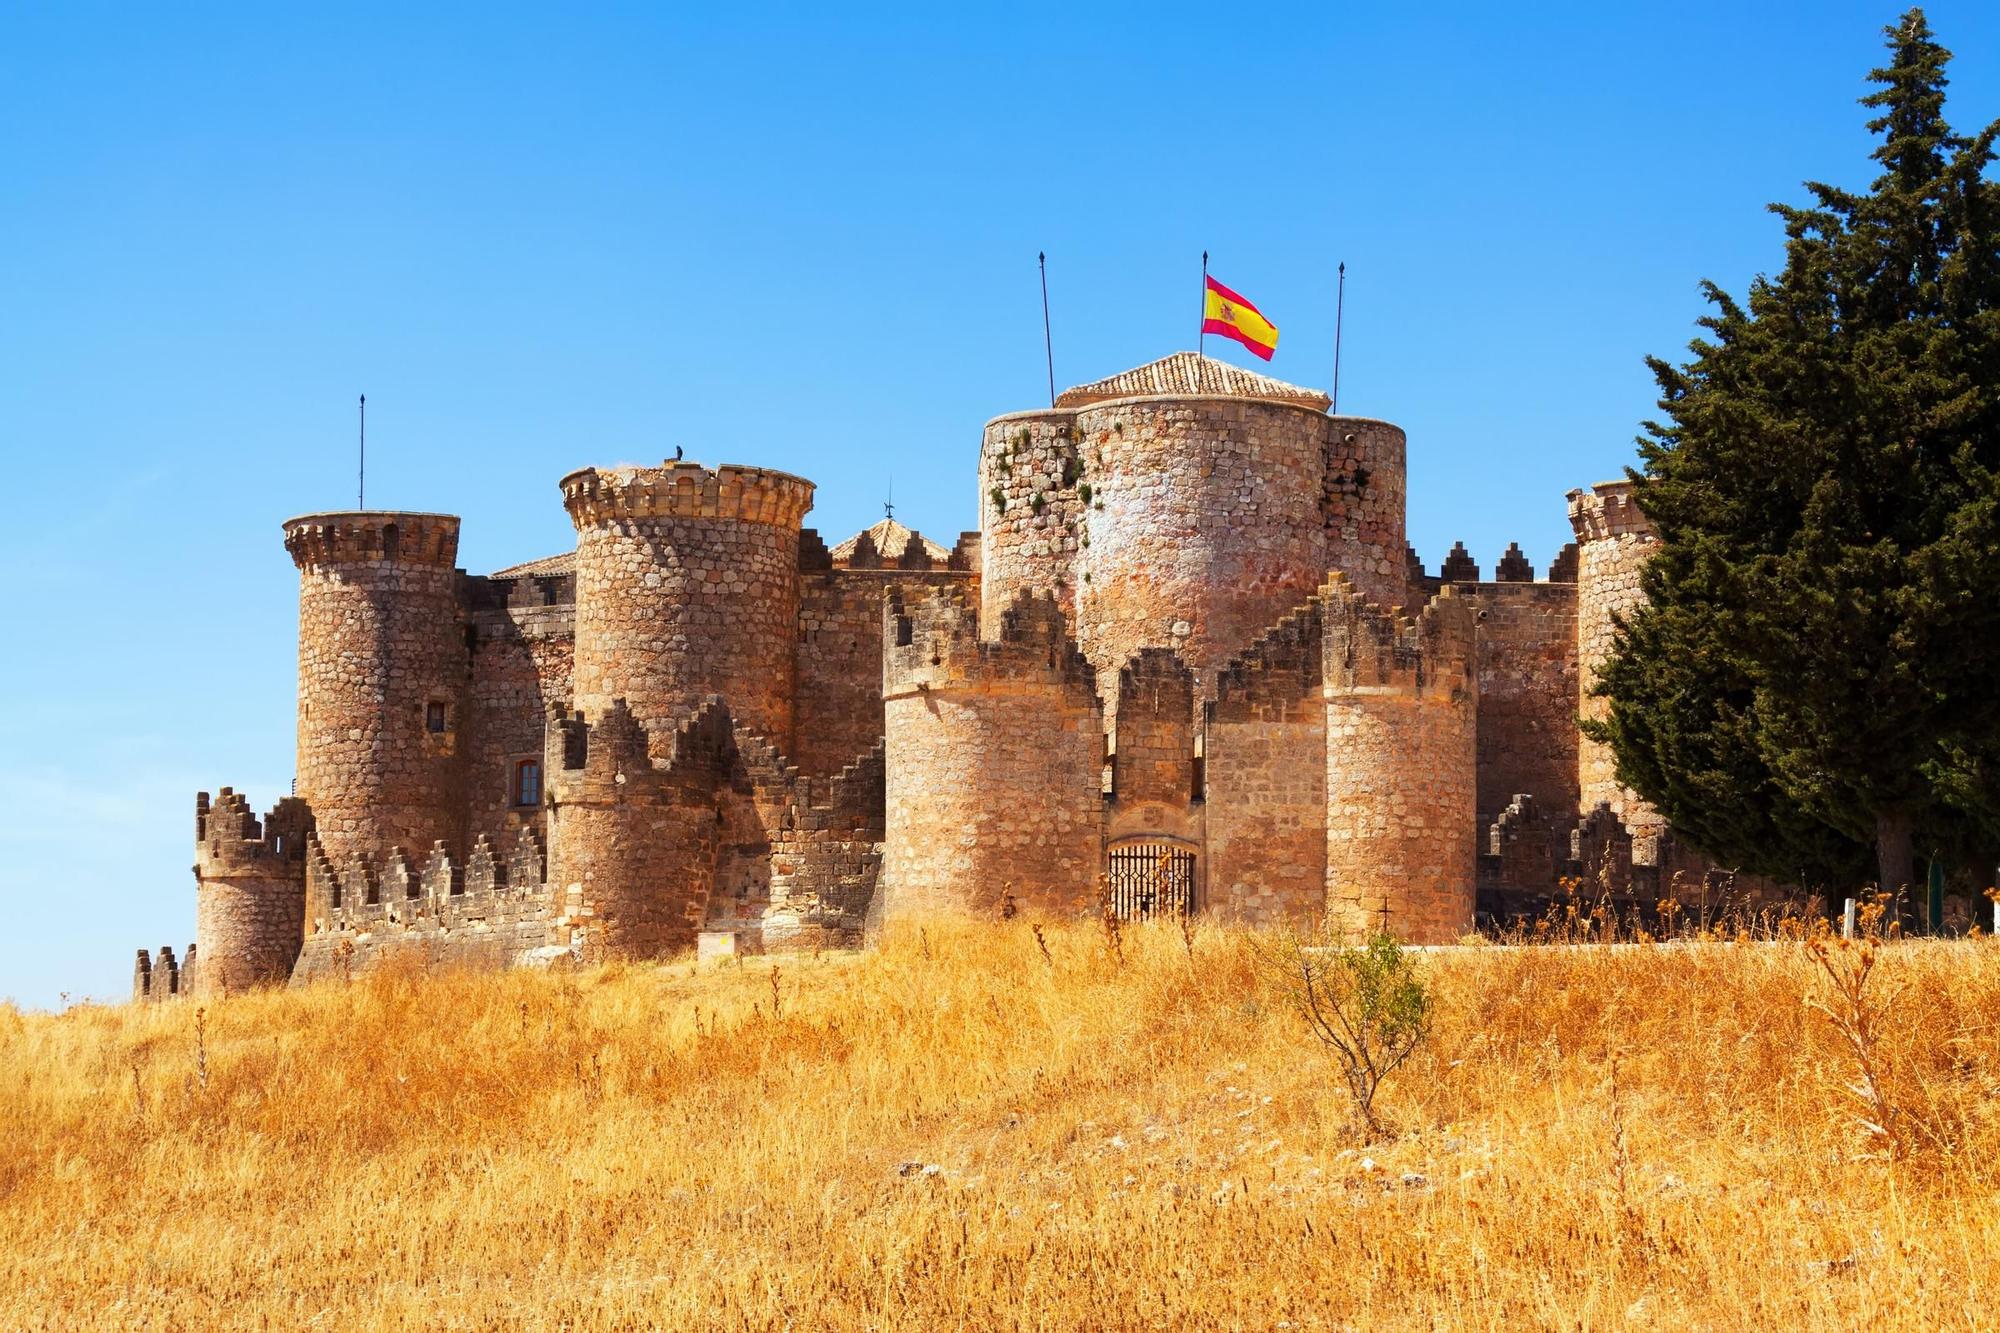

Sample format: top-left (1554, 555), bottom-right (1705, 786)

top-left (134, 351), bottom-right (1731, 1000)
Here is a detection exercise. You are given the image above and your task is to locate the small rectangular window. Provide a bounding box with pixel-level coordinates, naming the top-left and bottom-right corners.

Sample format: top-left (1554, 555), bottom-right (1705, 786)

top-left (514, 758), bottom-right (542, 807)
top-left (426, 701), bottom-right (448, 734)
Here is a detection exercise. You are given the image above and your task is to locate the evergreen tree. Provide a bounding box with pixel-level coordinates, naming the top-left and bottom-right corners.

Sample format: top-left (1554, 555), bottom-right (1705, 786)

top-left (1591, 9), bottom-right (2000, 895)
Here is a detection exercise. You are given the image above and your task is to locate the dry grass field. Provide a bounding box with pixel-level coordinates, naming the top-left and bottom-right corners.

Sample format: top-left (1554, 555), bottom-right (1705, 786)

top-left (3, 918), bottom-right (1997, 1330)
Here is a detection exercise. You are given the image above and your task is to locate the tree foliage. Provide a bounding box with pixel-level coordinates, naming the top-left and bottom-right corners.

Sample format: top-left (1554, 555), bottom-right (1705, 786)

top-left (1592, 8), bottom-right (2000, 892)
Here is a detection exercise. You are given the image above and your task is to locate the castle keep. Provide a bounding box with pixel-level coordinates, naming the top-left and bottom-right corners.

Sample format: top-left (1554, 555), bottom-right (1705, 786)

top-left (136, 351), bottom-right (1727, 999)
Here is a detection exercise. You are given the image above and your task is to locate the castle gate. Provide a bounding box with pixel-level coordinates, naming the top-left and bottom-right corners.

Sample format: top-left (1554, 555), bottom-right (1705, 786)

top-left (1105, 841), bottom-right (1197, 920)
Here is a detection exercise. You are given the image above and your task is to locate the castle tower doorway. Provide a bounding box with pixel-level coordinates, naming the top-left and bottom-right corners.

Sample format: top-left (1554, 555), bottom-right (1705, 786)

top-left (1105, 841), bottom-right (1197, 920)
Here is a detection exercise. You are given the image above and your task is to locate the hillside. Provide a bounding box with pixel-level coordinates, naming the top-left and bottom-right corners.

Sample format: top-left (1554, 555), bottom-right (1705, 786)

top-left (3, 920), bottom-right (1997, 1329)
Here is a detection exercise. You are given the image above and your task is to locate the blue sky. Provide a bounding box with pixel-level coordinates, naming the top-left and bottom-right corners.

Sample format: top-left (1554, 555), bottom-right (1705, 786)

top-left (3, 3), bottom-right (1996, 1007)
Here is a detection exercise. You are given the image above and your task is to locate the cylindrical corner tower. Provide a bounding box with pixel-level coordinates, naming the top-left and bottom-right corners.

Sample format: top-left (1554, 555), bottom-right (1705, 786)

top-left (284, 511), bottom-right (466, 865)
top-left (1567, 480), bottom-right (1666, 847)
top-left (1323, 581), bottom-right (1478, 944)
top-left (879, 588), bottom-right (1104, 920)
top-left (546, 700), bottom-right (721, 961)
top-left (563, 463), bottom-right (814, 759)
top-left (191, 789), bottom-right (312, 996)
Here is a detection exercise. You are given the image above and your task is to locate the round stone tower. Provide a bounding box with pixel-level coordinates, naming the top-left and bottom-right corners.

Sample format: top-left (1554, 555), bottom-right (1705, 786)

top-left (879, 587), bottom-right (1104, 921)
top-left (191, 788), bottom-right (311, 996)
top-left (562, 462), bottom-right (815, 760)
top-left (979, 353), bottom-right (1408, 716)
top-left (1567, 480), bottom-right (1666, 848)
top-left (284, 511), bottom-right (467, 866)
top-left (1323, 579), bottom-right (1479, 944)
top-left (1073, 392), bottom-right (1329, 706)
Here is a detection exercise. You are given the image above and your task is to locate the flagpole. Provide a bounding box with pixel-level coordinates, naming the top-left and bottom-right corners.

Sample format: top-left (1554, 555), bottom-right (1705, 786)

top-left (1198, 251), bottom-right (1209, 358)
top-left (1039, 251), bottom-right (1055, 409)
top-left (1331, 262), bottom-right (1346, 415)
top-left (358, 394), bottom-right (366, 510)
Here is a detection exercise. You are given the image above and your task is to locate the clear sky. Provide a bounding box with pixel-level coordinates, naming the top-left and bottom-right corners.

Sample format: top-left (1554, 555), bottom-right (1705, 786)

top-left (3, 3), bottom-right (1996, 1007)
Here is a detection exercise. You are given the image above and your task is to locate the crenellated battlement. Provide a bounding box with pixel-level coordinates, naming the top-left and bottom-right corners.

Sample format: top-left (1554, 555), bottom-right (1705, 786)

top-left (560, 462), bottom-right (815, 530)
top-left (194, 788), bottom-right (313, 875)
top-left (1322, 576), bottom-right (1477, 698)
top-left (883, 586), bottom-right (1096, 699)
top-left (1494, 542), bottom-right (1535, 583)
top-left (798, 528), bottom-right (833, 571)
top-left (1410, 541), bottom-right (1583, 590)
top-left (1567, 480), bottom-right (1654, 543)
top-left (1116, 648), bottom-right (1194, 712)
top-left (282, 511), bottom-right (461, 569)
top-left (1212, 594), bottom-right (1327, 721)
top-left (1439, 541), bottom-right (1480, 583)
top-left (133, 945), bottom-right (196, 1002)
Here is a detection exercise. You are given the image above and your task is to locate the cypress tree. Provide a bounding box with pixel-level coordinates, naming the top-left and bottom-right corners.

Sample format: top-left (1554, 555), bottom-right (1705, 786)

top-left (1591, 8), bottom-right (2000, 895)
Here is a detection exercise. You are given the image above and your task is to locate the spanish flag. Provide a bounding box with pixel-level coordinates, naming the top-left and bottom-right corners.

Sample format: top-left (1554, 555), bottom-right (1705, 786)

top-left (1202, 274), bottom-right (1279, 361)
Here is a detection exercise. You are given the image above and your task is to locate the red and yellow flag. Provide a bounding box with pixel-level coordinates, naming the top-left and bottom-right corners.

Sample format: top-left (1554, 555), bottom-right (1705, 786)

top-left (1202, 274), bottom-right (1279, 361)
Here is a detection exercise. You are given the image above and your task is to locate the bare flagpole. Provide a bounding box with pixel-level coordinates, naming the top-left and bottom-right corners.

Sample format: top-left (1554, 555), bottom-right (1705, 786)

top-left (1198, 250), bottom-right (1209, 358)
top-left (358, 394), bottom-right (367, 509)
top-left (1039, 252), bottom-right (1055, 409)
top-left (1332, 263), bottom-right (1346, 415)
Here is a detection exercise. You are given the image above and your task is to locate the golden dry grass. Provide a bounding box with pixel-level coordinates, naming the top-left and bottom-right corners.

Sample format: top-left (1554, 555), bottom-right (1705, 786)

top-left (3, 920), bottom-right (1997, 1330)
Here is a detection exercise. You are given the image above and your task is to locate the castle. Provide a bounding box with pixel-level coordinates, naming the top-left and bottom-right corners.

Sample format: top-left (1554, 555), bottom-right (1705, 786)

top-left (134, 351), bottom-right (1731, 1001)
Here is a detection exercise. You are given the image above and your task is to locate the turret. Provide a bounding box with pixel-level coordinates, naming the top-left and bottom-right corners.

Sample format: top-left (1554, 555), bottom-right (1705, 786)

top-left (284, 511), bottom-right (467, 865)
top-left (1567, 481), bottom-right (1666, 852)
top-left (879, 587), bottom-right (1104, 920)
top-left (191, 788), bottom-right (312, 995)
top-left (1323, 578), bottom-right (1478, 943)
top-left (562, 462), bottom-right (814, 758)
top-left (544, 698), bottom-right (734, 960)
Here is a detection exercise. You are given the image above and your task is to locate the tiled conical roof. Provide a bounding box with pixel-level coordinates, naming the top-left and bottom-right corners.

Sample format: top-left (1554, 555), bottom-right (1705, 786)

top-left (829, 518), bottom-right (952, 565)
top-left (1053, 351), bottom-right (1330, 412)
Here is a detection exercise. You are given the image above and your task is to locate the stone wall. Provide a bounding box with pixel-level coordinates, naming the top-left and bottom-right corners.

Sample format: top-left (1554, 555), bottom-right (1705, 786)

top-left (1462, 577), bottom-right (1580, 831)
top-left (880, 587), bottom-right (1104, 920)
top-left (463, 572), bottom-right (574, 854)
top-left (794, 562), bottom-right (977, 777)
top-left (740, 739), bottom-right (887, 951)
top-left (1568, 481), bottom-right (1666, 848)
top-left (285, 512), bottom-right (467, 866)
top-left (1205, 598), bottom-right (1329, 926)
top-left (292, 825), bottom-right (558, 984)
top-left (564, 463), bottom-right (813, 760)
top-left (1324, 579), bottom-right (1479, 944)
top-left (1111, 649), bottom-right (1195, 807)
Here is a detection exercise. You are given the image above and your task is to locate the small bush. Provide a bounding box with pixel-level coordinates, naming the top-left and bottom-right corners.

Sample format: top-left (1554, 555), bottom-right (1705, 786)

top-left (1263, 931), bottom-right (1430, 1135)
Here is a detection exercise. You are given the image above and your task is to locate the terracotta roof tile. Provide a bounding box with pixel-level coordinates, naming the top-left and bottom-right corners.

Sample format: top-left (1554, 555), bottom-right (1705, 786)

top-left (1053, 351), bottom-right (1330, 412)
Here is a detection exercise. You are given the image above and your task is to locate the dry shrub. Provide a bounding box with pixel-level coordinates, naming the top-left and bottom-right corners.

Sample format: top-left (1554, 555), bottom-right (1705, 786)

top-left (1, 921), bottom-right (1996, 1329)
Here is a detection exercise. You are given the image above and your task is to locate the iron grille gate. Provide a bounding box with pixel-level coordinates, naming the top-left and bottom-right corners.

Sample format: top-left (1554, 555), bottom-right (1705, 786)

top-left (1105, 843), bottom-right (1196, 921)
